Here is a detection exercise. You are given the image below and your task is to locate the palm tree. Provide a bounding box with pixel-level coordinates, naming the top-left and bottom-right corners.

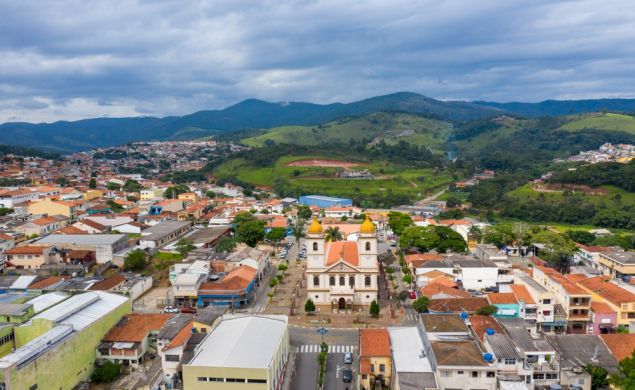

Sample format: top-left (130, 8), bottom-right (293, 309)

top-left (468, 225), bottom-right (483, 243)
top-left (325, 226), bottom-right (343, 242)
top-left (291, 219), bottom-right (306, 245)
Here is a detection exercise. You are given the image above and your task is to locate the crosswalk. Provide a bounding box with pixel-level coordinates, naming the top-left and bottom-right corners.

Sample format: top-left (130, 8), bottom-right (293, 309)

top-left (249, 304), bottom-right (266, 313)
top-left (404, 312), bottom-right (418, 321)
top-left (297, 344), bottom-right (357, 354)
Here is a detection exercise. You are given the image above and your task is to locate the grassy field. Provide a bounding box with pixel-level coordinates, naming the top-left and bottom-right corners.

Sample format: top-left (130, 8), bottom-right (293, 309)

top-left (507, 183), bottom-right (635, 207)
top-left (214, 153), bottom-right (454, 199)
top-left (560, 113), bottom-right (635, 135)
top-left (242, 112), bottom-right (451, 151)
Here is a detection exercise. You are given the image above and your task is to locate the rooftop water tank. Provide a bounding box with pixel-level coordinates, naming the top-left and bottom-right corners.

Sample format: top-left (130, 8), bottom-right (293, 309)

top-left (486, 328), bottom-right (495, 336)
top-left (460, 312), bottom-right (469, 319)
top-left (483, 353), bottom-right (493, 362)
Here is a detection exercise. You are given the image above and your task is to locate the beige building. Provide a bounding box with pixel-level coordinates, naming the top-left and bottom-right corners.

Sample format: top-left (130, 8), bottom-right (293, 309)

top-left (359, 329), bottom-right (392, 390)
top-left (3, 246), bottom-right (54, 269)
top-left (182, 315), bottom-right (289, 390)
top-left (305, 217), bottom-right (380, 310)
top-left (27, 198), bottom-right (80, 219)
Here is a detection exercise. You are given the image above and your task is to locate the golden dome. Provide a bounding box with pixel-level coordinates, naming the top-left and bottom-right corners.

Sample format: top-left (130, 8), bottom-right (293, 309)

top-left (360, 215), bottom-right (375, 234)
top-left (307, 217), bottom-right (323, 234)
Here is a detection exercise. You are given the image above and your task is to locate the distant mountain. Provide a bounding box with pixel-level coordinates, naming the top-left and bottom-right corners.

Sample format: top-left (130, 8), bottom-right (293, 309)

top-left (0, 92), bottom-right (501, 152)
top-left (474, 98), bottom-right (635, 117)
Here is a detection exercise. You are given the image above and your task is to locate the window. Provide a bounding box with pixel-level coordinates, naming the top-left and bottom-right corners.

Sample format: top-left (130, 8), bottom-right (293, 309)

top-left (504, 358), bottom-right (516, 365)
top-left (370, 364), bottom-right (375, 372)
top-left (197, 377), bottom-right (208, 382)
top-left (349, 276), bottom-right (355, 287)
top-left (165, 354), bottom-right (180, 362)
top-left (362, 375), bottom-right (367, 379)
top-left (379, 364), bottom-right (385, 372)
top-left (441, 370), bottom-right (452, 377)
top-left (471, 371), bottom-right (479, 378)
top-left (313, 242), bottom-right (318, 251)
top-left (543, 310), bottom-right (551, 316)
top-left (339, 276), bottom-right (345, 286)
top-left (487, 371), bottom-right (496, 378)
top-left (477, 279), bottom-right (482, 283)
top-left (226, 378), bottom-right (245, 383)
top-left (313, 276), bottom-right (320, 287)
top-left (543, 299), bottom-right (551, 304)
top-left (457, 371), bottom-right (464, 375)
top-left (365, 276), bottom-right (371, 287)
top-left (545, 373), bottom-right (558, 379)
top-left (247, 379), bottom-right (267, 383)
top-left (365, 242), bottom-right (371, 251)
top-left (201, 327), bottom-right (206, 333)
top-left (330, 276), bottom-right (335, 286)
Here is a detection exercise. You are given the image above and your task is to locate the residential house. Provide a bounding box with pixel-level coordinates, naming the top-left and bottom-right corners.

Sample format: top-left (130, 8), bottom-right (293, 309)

top-left (197, 265), bottom-right (257, 308)
top-left (15, 215), bottom-right (68, 237)
top-left (414, 257), bottom-right (499, 290)
top-left (387, 326), bottom-right (437, 390)
top-left (600, 333), bottom-right (635, 362)
top-left (427, 297), bottom-right (490, 314)
top-left (160, 316), bottom-right (195, 387)
top-left (597, 248), bottom-right (635, 280)
top-left (532, 266), bottom-right (592, 334)
top-left (3, 246), bottom-right (56, 269)
top-left (27, 198), bottom-right (80, 219)
top-left (182, 315), bottom-right (289, 390)
top-left (514, 272), bottom-right (560, 333)
top-left (192, 307), bottom-right (223, 334)
top-left (72, 218), bottom-right (109, 234)
top-left (487, 293), bottom-right (520, 318)
top-left (97, 313), bottom-right (173, 367)
top-left (0, 189), bottom-right (38, 209)
top-left (359, 329), bottom-right (392, 390)
top-left (139, 221), bottom-right (192, 249)
top-left (590, 301), bottom-right (618, 335)
top-left (573, 244), bottom-right (610, 271)
top-left (32, 234), bottom-right (129, 264)
top-left (577, 275), bottom-right (635, 327)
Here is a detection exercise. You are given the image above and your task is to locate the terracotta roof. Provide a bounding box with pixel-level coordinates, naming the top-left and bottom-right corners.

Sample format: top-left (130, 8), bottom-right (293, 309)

top-left (469, 315), bottom-right (504, 342)
top-left (601, 334), bottom-right (635, 361)
top-left (431, 340), bottom-right (488, 366)
top-left (359, 328), bottom-right (391, 357)
top-left (0, 233), bottom-right (14, 241)
top-left (325, 241), bottom-right (359, 266)
top-left (89, 274), bottom-right (125, 291)
top-left (77, 219), bottom-right (107, 230)
top-left (428, 297), bottom-right (490, 313)
top-left (564, 274), bottom-right (588, 283)
top-left (579, 276), bottom-right (635, 306)
top-left (4, 246), bottom-right (46, 255)
top-left (421, 284), bottom-right (470, 299)
top-left (509, 284), bottom-right (536, 305)
top-left (28, 276), bottom-right (63, 289)
top-left (198, 265), bottom-right (257, 293)
top-left (487, 293), bottom-right (518, 305)
top-left (591, 301), bottom-right (615, 314)
top-left (537, 266), bottom-right (589, 295)
top-left (103, 313), bottom-right (174, 343)
top-left (163, 320), bottom-right (194, 351)
top-left (32, 216), bottom-right (60, 226)
top-left (56, 225), bottom-right (88, 234)
top-left (405, 253), bottom-right (443, 265)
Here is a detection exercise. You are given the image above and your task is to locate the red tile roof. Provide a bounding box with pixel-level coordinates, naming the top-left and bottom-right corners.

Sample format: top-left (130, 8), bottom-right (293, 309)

top-left (325, 241), bottom-right (359, 266)
top-left (536, 266), bottom-right (589, 295)
top-left (163, 320), bottom-right (194, 351)
top-left (469, 315), bottom-right (504, 342)
top-left (579, 276), bottom-right (635, 306)
top-left (199, 265), bottom-right (257, 293)
top-left (359, 329), bottom-right (391, 357)
top-left (89, 274), bottom-right (125, 291)
top-left (487, 293), bottom-right (518, 305)
top-left (103, 314), bottom-right (174, 343)
top-left (601, 334), bottom-right (635, 361)
top-left (4, 246), bottom-right (46, 255)
top-left (428, 297), bottom-right (490, 313)
top-left (509, 284), bottom-right (536, 305)
top-left (28, 276), bottom-right (64, 289)
top-left (421, 284), bottom-right (470, 299)
top-left (591, 301), bottom-right (615, 315)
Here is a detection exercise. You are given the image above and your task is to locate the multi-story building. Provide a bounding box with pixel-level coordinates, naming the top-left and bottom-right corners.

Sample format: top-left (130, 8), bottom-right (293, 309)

top-left (514, 273), bottom-right (560, 333)
top-left (182, 315), bottom-right (289, 390)
top-left (597, 249), bottom-right (635, 280)
top-left (573, 244), bottom-right (610, 271)
top-left (359, 329), bottom-right (392, 389)
top-left (577, 276), bottom-right (635, 327)
top-left (305, 217), bottom-right (379, 310)
top-left (532, 266), bottom-right (592, 334)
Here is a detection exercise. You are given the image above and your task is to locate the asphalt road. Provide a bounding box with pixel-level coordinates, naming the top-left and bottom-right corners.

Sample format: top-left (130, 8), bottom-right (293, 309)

top-left (326, 352), bottom-right (355, 390)
top-left (289, 327), bottom-right (359, 390)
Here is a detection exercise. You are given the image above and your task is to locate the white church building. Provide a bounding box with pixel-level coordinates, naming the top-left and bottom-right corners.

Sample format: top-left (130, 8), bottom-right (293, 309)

top-left (305, 217), bottom-right (380, 310)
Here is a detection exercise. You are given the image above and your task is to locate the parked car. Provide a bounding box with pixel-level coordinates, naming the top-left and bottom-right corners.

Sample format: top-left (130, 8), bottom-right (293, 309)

top-left (342, 368), bottom-right (352, 383)
top-left (163, 306), bottom-right (179, 313)
top-left (344, 352), bottom-right (353, 364)
top-left (409, 290), bottom-right (417, 299)
top-left (180, 306), bottom-right (197, 314)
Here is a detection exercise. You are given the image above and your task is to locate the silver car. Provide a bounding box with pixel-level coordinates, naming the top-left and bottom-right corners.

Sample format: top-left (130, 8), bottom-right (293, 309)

top-left (344, 352), bottom-right (353, 364)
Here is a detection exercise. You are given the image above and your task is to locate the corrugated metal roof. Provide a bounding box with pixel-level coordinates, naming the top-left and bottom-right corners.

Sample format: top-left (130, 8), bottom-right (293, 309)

top-left (26, 292), bottom-right (69, 313)
top-left (485, 333), bottom-right (523, 359)
top-left (35, 234), bottom-right (127, 245)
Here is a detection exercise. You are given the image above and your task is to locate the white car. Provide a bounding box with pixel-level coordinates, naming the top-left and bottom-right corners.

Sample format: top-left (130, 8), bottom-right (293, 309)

top-left (163, 306), bottom-right (179, 313)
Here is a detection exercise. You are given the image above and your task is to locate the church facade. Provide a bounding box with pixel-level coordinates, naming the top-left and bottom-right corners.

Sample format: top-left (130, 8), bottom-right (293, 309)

top-left (305, 217), bottom-right (380, 310)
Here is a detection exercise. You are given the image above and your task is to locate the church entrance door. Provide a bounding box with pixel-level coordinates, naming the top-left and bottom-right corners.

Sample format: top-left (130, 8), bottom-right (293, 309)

top-left (338, 297), bottom-right (346, 310)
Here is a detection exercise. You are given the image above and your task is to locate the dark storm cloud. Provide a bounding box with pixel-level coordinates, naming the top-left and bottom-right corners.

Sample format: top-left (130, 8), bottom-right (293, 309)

top-left (1, 0), bottom-right (635, 122)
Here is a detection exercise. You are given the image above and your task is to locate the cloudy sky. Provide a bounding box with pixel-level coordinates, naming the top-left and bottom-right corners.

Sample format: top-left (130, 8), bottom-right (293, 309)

top-left (2, 0), bottom-right (635, 123)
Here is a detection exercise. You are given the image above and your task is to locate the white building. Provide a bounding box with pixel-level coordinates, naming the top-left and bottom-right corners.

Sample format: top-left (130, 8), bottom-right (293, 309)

top-left (414, 256), bottom-right (499, 290)
top-left (305, 217), bottom-right (379, 310)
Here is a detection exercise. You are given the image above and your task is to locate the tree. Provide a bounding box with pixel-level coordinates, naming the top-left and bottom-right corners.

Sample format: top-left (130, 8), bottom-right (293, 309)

top-left (565, 230), bottom-right (596, 245)
top-left (237, 220), bottom-right (266, 247)
top-left (91, 361), bottom-right (121, 383)
top-left (324, 226), bottom-right (343, 242)
top-left (532, 230), bottom-right (576, 270)
top-left (176, 238), bottom-right (195, 257)
top-left (206, 190), bottom-right (216, 198)
top-left (399, 226), bottom-right (440, 252)
top-left (163, 184), bottom-right (189, 199)
top-left (468, 225), bottom-right (483, 243)
top-left (297, 205), bottom-right (313, 220)
top-left (388, 212), bottom-right (413, 236)
top-left (610, 349), bottom-right (635, 389)
top-left (215, 236), bottom-right (237, 253)
top-left (123, 179), bottom-right (143, 193)
top-left (107, 182), bottom-right (121, 191)
top-left (475, 305), bottom-right (498, 316)
top-left (106, 199), bottom-right (124, 212)
top-left (585, 364), bottom-right (608, 390)
top-left (445, 196), bottom-right (463, 208)
top-left (124, 250), bottom-right (147, 271)
top-left (88, 177), bottom-right (97, 189)
top-left (291, 219), bottom-right (306, 245)
top-left (434, 226), bottom-right (468, 253)
top-left (269, 278), bottom-right (278, 288)
top-left (369, 300), bottom-right (380, 317)
top-left (233, 211), bottom-right (257, 227)
top-left (304, 298), bottom-right (316, 315)
top-left (402, 274), bottom-right (413, 284)
top-left (266, 227), bottom-right (286, 243)
top-left (412, 296), bottom-right (430, 313)
top-left (0, 208), bottom-right (13, 216)
top-left (55, 176), bottom-right (67, 186)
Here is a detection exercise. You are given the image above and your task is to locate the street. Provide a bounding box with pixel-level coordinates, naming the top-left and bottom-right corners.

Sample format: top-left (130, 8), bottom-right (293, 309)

top-left (289, 327), bottom-right (359, 390)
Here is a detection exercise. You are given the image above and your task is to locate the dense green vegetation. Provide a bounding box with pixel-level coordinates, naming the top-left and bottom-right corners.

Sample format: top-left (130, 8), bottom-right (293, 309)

top-left (0, 144), bottom-right (60, 159)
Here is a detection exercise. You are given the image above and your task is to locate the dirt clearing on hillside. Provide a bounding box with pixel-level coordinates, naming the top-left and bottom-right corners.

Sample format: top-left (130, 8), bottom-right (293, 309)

top-left (286, 159), bottom-right (362, 168)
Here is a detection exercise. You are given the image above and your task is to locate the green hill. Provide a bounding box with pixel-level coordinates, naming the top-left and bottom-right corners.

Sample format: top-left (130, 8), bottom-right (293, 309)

top-left (559, 112), bottom-right (635, 135)
top-left (242, 112), bottom-right (452, 151)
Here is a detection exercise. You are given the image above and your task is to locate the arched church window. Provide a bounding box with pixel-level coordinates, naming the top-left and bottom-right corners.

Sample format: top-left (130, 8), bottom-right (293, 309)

top-left (313, 242), bottom-right (318, 251)
top-left (339, 276), bottom-right (345, 286)
top-left (365, 242), bottom-right (371, 251)
top-left (313, 276), bottom-right (319, 287)
top-left (365, 276), bottom-right (371, 286)
top-left (329, 276), bottom-right (335, 286)
top-left (349, 276), bottom-right (355, 288)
